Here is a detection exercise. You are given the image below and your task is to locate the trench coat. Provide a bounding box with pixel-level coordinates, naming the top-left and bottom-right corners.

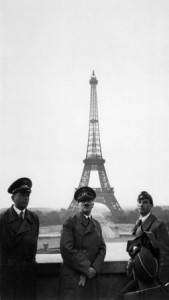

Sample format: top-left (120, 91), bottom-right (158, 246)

top-left (59, 212), bottom-right (106, 300)
top-left (133, 213), bottom-right (169, 283)
top-left (116, 214), bottom-right (169, 298)
top-left (0, 206), bottom-right (39, 300)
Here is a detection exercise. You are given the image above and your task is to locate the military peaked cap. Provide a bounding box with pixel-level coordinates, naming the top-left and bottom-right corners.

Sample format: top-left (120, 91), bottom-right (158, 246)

top-left (8, 177), bottom-right (32, 194)
top-left (137, 191), bottom-right (153, 205)
top-left (74, 186), bottom-right (96, 202)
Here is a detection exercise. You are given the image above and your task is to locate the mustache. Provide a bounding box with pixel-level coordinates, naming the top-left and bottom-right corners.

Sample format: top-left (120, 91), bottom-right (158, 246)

top-left (82, 203), bottom-right (90, 207)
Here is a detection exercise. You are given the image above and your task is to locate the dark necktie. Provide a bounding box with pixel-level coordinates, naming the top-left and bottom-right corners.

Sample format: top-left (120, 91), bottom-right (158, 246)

top-left (86, 217), bottom-right (90, 226)
top-left (132, 219), bottom-right (142, 236)
top-left (19, 211), bottom-right (24, 221)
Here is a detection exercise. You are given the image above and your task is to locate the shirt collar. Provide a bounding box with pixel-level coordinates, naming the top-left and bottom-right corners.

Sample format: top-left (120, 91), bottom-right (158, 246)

top-left (140, 212), bottom-right (151, 223)
top-left (13, 205), bottom-right (25, 216)
top-left (83, 214), bottom-right (91, 219)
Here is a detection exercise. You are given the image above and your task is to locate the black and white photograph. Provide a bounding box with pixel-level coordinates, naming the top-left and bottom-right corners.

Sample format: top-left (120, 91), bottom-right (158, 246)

top-left (1, 1), bottom-right (169, 299)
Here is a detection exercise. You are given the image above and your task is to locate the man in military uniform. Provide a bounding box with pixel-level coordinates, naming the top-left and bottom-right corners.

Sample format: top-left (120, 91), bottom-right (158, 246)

top-left (131, 191), bottom-right (169, 283)
top-left (59, 186), bottom-right (106, 300)
top-left (118, 191), bottom-right (169, 296)
top-left (0, 177), bottom-right (39, 300)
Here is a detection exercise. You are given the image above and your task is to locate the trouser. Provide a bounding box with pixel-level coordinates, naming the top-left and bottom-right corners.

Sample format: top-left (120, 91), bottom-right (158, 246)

top-left (0, 258), bottom-right (37, 300)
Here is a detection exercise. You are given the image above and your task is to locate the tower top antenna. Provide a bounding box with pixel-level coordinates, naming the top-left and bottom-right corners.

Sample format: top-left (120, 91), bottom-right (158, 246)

top-left (89, 71), bottom-right (98, 85)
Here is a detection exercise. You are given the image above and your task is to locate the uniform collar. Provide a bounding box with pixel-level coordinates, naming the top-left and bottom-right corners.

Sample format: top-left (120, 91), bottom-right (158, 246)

top-left (77, 212), bottom-right (93, 226)
top-left (13, 205), bottom-right (26, 216)
top-left (83, 214), bottom-right (91, 219)
top-left (8, 206), bottom-right (33, 224)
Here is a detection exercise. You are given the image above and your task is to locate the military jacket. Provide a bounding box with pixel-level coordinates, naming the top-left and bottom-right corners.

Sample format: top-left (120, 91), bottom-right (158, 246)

top-left (0, 205), bottom-right (39, 300)
top-left (59, 212), bottom-right (106, 300)
top-left (133, 213), bottom-right (169, 282)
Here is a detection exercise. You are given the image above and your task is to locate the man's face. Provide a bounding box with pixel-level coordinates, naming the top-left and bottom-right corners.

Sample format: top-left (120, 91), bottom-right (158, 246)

top-left (137, 199), bottom-right (153, 217)
top-left (12, 190), bottom-right (30, 210)
top-left (78, 199), bottom-right (94, 216)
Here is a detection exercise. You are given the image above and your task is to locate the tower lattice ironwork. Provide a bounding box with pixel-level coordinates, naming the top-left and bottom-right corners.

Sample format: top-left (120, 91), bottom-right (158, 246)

top-left (65, 72), bottom-right (125, 222)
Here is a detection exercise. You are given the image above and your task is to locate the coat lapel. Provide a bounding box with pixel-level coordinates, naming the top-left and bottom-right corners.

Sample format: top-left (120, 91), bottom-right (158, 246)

top-left (7, 206), bottom-right (21, 233)
top-left (85, 217), bottom-right (95, 234)
top-left (141, 213), bottom-right (157, 232)
top-left (7, 207), bottom-right (33, 236)
top-left (16, 209), bottom-right (33, 236)
top-left (76, 213), bottom-right (95, 235)
top-left (134, 213), bottom-right (157, 236)
top-left (80, 213), bottom-right (89, 227)
top-left (7, 206), bottom-right (18, 222)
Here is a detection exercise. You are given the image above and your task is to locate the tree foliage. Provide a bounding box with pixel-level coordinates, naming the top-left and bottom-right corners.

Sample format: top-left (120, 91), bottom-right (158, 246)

top-left (124, 206), bottom-right (169, 224)
top-left (33, 209), bottom-right (67, 226)
top-left (33, 206), bottom-right (169, 226)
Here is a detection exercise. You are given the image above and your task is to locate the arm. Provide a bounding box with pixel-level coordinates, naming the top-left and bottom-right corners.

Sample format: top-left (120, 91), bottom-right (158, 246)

top-left (37, 215), bottom-right (40, 236)
top-left (154, 221), bottom-right (169, 268)
top-left (60, 219), bottom-right (91, 275)
top-left (35, 215), bottom-right (40, 254)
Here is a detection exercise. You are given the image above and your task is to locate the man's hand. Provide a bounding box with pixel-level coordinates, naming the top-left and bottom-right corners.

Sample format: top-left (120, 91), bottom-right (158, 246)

top-left (125, 258), bottom-right (133, 278)
top-left (78, 275), bottom-right (86, 287)
top-left (87, 267), bottom-right (96, 279)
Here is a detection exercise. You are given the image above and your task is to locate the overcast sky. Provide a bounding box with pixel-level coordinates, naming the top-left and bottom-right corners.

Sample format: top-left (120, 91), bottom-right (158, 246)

top-left (1, 0), bottom-right (169, 212)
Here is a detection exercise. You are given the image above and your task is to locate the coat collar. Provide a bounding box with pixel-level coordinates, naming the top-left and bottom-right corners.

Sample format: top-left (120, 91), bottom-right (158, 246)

top-left (6, 206), bottom-right (34, 236)
top-left (77, 212), bottom-right (90, 225)
top-left (7, 206), bottom-right (33, 224)
top-left (7, 206), bottom-right (19, 223)
top-left (141, 213), bottom-right (157, 232)
top-left (140, 212), bottom-right (151, 223)
top-left (133, 213), bottom-right (157, 236)
top-left (76, 212), bottom-right (96, 234)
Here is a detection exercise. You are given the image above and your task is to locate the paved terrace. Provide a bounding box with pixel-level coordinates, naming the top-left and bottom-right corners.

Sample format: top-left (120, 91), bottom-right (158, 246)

top-left (37, 242), bottom-right (130, 300)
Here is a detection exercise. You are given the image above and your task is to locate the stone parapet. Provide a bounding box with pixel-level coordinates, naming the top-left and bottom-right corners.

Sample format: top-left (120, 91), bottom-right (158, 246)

top-left (37, 254), bottom-right (129, 300)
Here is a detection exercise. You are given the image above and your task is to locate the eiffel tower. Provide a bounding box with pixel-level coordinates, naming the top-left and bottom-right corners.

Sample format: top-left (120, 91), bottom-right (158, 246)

top-left (65, 71), bottom-right (126, 222)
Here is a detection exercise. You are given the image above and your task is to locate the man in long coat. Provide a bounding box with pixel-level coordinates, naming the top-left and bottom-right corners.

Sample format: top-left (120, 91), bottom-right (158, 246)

top-left (131, 191), bottom-right (169, 283)
top-left (0, 177), bottom-right (39, 300)
top-left (118, 191), bottom-right (169, 297)
top-left (59, 186), bottom-right (106, 300)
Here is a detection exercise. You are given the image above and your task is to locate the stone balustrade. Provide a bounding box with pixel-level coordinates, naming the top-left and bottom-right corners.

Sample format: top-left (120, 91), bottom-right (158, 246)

top-left (36, 250), bottom-right (129, 300)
